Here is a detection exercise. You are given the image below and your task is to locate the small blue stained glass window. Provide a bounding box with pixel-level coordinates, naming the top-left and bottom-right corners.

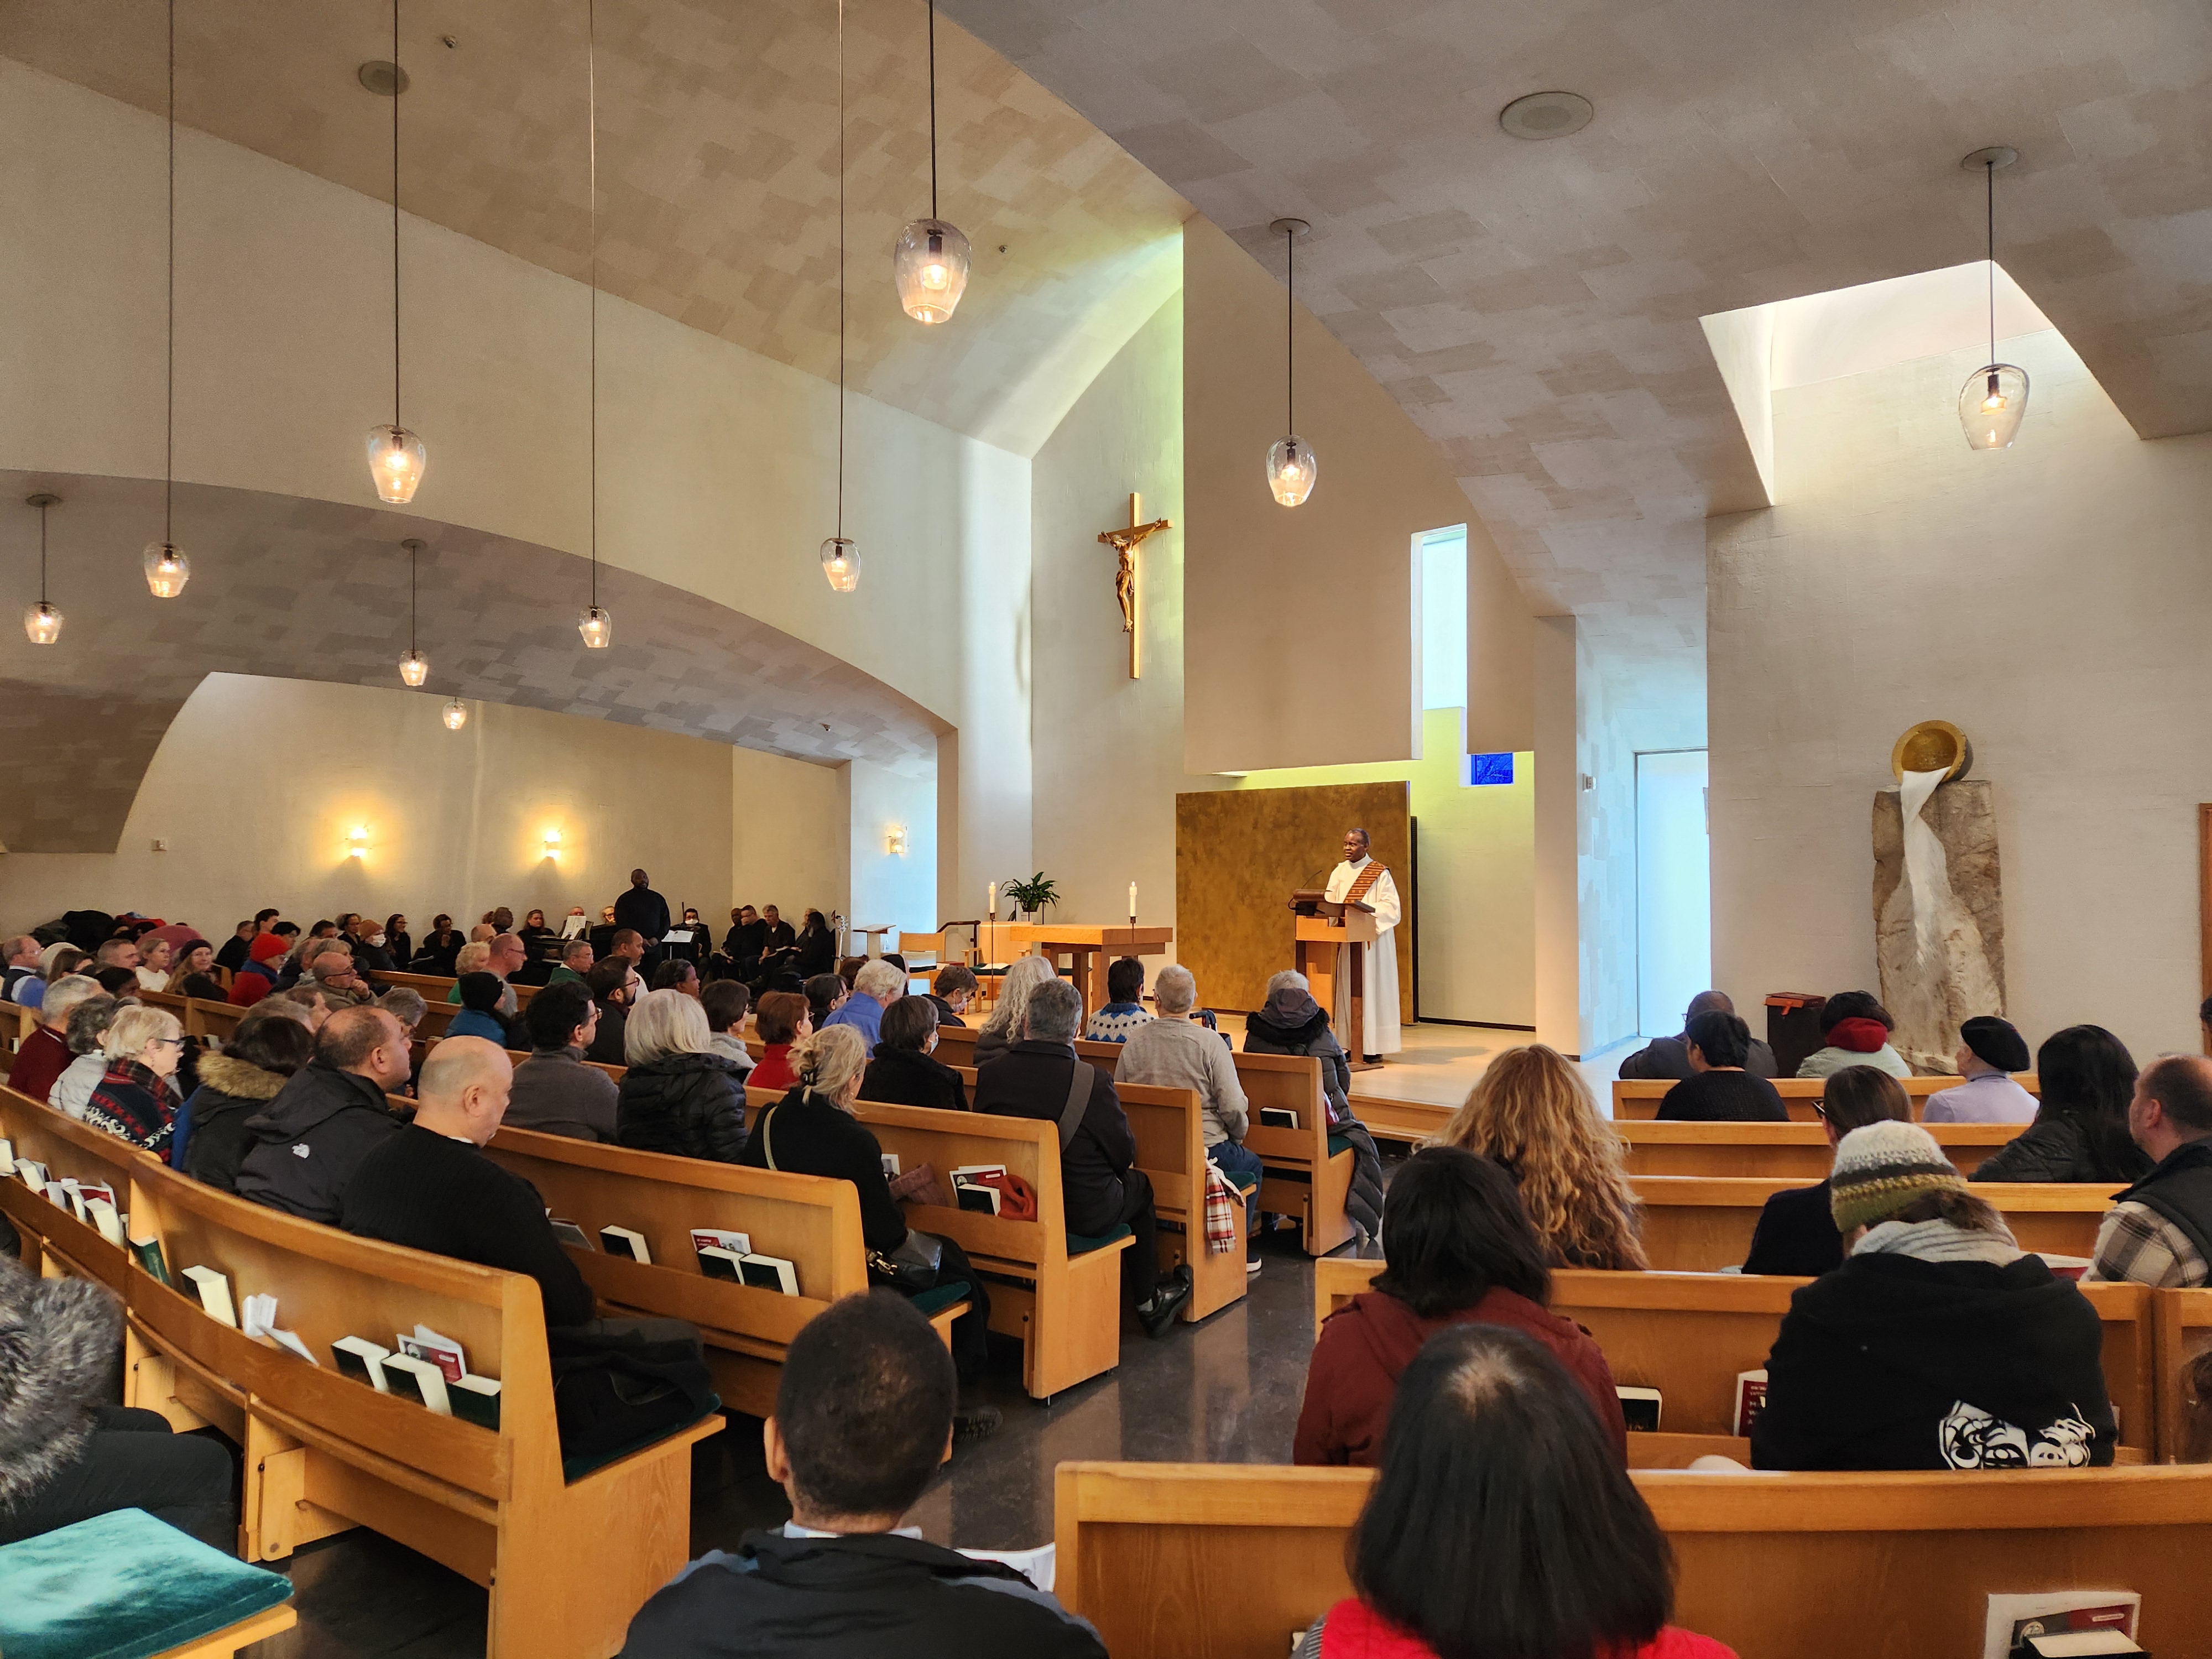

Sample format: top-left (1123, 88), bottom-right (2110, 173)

top-left (1463, 752), bottom-right (1514, 787)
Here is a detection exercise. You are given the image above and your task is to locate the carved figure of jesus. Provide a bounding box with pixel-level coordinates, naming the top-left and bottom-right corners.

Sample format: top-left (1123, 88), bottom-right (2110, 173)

top-left (1096, 492), bottom-right (1172, 679)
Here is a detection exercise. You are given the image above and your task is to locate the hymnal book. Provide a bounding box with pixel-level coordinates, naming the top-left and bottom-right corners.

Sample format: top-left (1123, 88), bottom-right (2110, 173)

top-left (1984, 1593), bottom-right (2140, 1659)
top-left (130, 1234), bottom-right (171, 1286)
top-left (880, 1152), bottom-right (901, 1178)
top-left (662, 929), bottom-right (695, 945)
top-left (182, 1265), bottom-right (238, 1328)
top-left (1616, 1386), bottom-right (1662, 1433)
top-left (1731, 1370), bottom-right (1767, 1438)
top-left (738, 1254), bottom-right (800, 1295)
top-left (450, 1374), bottom-right (502, 1431)
top-left (243, 1298), bottom-right (320, 1368)
top-left (698, 1246), bottom-right (745, 1282)
top-left (0, 1136), bottom-right (13, 1175)
top-left (2034, 1253), bottom-right (2094, 1282)
top-left (43, 1180), bottom-right (70, 1211)
top-left (549, 1217), bottom-right (593, 1250)
top-left (398, 1325), bottom-right (467, 1384)
top-left (691, 1227), bottom-right (753, 1260)
top-left (951, 1163), bottom-right (1007, 1183)
top-left (332, 1336), bottom-right (393, 1391)
top-left (86, 1197), bottom-right (127, 1248)
top-left (14, 1157), bottom-right (48, 1190)
top-left (58, 1179), bottom-right (87, 1222)
top-left (1259, 1107), bottom-right (1299, 1129)
top-left (560, 912), bottom-right (589, 940)
top-left (383, 1353), bottom-right (452, 1415)
top-left (71, 1179), bottom-right (116, 1210)
top-left (952, 1178), bottom-right (1001, 1215)
top-left (600, 1225), bottom-right (652, 1264)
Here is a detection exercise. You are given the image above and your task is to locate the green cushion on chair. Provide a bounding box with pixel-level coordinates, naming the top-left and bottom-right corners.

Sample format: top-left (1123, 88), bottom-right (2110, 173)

top-left (1327, 1134), bottom-right (1354, 1157)
top-left (1067, 1224), bottom-right (1133, 1255)
top-left (907, 1282), bottom-right (970, 1318)
top-left (1224, 1170), bottom-right (1260, 1194)
top-left (0, 1507), bottom-right (293, 1659)
top-left (561, 1393), bottom-right (723, 1484)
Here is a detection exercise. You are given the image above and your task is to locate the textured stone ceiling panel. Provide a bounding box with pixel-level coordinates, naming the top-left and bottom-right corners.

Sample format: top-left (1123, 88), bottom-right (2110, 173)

top-left (0, 471), bottom-right (941, 851)
top-left (941, 0), bottom-right (2212, 683)
top-left (0, 0), bottom-right (1189, 453)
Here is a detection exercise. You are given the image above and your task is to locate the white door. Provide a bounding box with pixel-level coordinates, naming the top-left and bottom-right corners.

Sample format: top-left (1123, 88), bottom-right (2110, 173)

top-left (1635, 750), bottom-right (1711, 1038)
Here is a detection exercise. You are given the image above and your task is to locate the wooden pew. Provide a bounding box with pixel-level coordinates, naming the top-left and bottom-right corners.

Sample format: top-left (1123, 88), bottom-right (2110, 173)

top-left (368, 969), bottom-right (539, 1010)
top-left (2154, 1286), bottom-right (2212, 1463)
top-left (1114, 1078), bottom-right (1248, 1323)
top-left (790, 1092), bottom-right (1130, 1401)
top-left (120, 1155), bottom-right (719, 1659)
top-left (1311, 1259), bottom-right (2158, 1465)
top-left (1616, 1119), bottom-right (2018, 1179)
top-left (1612, 1072), bottom-right (2042, 1123)
top-left (1344, 1091), bottom-right (1452, 1149)
top-left (481, 1124), bottom-right (966, 1417)
top-left (0, 1083), bottom-right (152, 1291)
top-left (1053, 1460), bottom-right (2212, 1659)
top-left (1632, 1175), bottom-right (2119, 1272)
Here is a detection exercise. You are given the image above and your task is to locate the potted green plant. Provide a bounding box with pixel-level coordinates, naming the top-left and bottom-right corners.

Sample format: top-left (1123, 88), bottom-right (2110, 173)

top-left (1001, 873), bottom-right (1060, 921)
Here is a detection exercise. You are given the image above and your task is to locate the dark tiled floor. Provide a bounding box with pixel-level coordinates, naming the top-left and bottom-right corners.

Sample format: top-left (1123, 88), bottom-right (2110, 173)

top-left (243, 1229), bottom-right (1329, 1657)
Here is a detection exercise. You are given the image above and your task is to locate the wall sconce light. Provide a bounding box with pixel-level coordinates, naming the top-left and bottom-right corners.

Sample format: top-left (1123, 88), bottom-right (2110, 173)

top-left (543, 828), bottom-right (563, 860)
top-left (348, 826), bottom-right (369, 859)
top-left (887, 827), bottom-right (907, 857)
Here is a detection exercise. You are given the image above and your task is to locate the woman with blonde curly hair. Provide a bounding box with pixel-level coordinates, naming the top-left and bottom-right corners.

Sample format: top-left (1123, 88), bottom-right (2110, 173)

top-left (972, 953), bottom-right (1058, 1068)
top-left (1432, 1045), bottom-right (1646, 1270)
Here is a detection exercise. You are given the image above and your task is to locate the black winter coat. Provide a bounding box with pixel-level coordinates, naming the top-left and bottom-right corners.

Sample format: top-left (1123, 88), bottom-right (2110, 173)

top-left (1971, 1114), bottom-right (2152, 1185)
top-left (618, 1529), bottom-right (1105, 1659)
top-left (0, 1254), bottom-right (119, 1512)
top-left (970, 1039), bottom-right (1134, 1237)
top-left (740, 1089), bottom-right (906, 1251)
top-left (1740, 1180), bottom-right (1843, 1277)
top-left (233, 1061), bottom-right (404, 1224)
top-left (858, 1046), bottom-right (967, 1111)
top-left (1619, 1033), bottom-right (1778, 1081)
top-left (1242, 1001), bottom-right (1353, 1119)
top-left (616, 1051), bottom-right (749, 1163)
top-left (178, 1052), bottom-right (291, 1193)
top-left (1751, 1249), bottom-right (2115, 1470)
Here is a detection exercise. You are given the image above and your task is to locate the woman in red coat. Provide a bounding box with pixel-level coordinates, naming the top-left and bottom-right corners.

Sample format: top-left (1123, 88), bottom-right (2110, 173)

top-left (1295, 1322), bottom-right (1736, 1659)
top-left (1295, 1145), bottom-right (1626, 1465)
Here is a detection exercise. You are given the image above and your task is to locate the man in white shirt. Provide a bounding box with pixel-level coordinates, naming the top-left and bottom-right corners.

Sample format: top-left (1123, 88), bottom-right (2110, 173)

top-left (1322, 827), bottom-right (1401, 1061)
top-left (1923, 1015), bottom-right (2037, 1124)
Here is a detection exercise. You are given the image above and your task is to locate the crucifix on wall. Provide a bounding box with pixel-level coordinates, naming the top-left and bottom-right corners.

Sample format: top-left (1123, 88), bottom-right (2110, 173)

top-left (1095, 491), bottom-right (1172, 679)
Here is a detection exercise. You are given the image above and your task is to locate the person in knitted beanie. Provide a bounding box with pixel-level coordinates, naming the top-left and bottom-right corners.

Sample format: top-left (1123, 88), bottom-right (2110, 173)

top-left (1751, 1120), bottom-right (2115, 1471)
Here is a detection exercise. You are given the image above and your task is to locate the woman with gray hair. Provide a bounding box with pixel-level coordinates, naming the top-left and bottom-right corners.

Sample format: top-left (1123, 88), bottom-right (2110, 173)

top-left (614, 988), bottom-right (748, 1163)
top-left (49, 992), bottom-right (122, 1119)
top-left (1244, 967), bottom-right (1385, 1248)
top-left (972, 953), bottom-right (1058, 1068)
top-left (82, 1005), bottom-right (186, 1154)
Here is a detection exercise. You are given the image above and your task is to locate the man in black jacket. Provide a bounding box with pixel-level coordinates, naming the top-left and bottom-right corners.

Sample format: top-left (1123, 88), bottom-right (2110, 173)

top-left (233, 1006), bottom-right (410, 1223)
top-left (613, 869), bottom-right (671, 967)
top-left (2090, 1052), bottom-right (2212, 1287)
top-left (620, 1292), bottom-right (1104, 1659)
top-left (969, 978), bottom-right (1190, 1334)
top-left (1618, 990), bottom-right (1778, 1081)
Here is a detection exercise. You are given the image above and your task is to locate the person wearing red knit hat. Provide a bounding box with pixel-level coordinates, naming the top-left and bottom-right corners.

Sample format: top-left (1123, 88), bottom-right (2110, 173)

top-left (227, 930), bottom-right (291, 1007)
top-left (1793, 990), bottom-right (1912, 1080)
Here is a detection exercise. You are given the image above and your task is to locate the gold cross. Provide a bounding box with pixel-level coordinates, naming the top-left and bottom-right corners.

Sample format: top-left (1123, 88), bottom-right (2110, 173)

top-left (1096, 491), bottom-right (1172, 679)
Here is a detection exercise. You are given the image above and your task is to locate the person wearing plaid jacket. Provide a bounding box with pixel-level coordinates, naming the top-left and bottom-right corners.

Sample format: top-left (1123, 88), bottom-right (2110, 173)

top-left (2089, 1053), bottom-right (2212, 1288)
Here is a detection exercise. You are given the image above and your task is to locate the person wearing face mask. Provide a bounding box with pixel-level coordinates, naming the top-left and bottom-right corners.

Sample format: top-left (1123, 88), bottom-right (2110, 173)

top-left (858, 995), bottom-right (967, 1110)
top-left (346, 914), bottom-right (396, 974)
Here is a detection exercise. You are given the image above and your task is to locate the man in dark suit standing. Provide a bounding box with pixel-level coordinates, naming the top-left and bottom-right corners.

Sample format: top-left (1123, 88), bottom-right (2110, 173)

top-left (613, 869), bottom-right (670, 971)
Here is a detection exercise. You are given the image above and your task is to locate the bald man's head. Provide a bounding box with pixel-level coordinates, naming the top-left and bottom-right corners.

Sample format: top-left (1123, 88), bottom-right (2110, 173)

top-left (2133, 1053), bottom-right (2212, 1162)
top-left (317, 1005), bottom-right (409, 1088)
top-left (415, 1036), bottom-right (515, 1145)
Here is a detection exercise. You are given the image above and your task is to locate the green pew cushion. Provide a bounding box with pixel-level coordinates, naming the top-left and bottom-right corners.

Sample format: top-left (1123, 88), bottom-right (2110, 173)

top-left (561, 1392), bottom-right (722, 1484)
top-left (0, 1507), bottom-right (293, 1659)
top-left (907, 1282), bottom-right (971, 1318)
top-left (1223, 1170), bottom-right (1260, 1194)
top-left (1327, 1135), bottom-right (1354, 1157)
top-left (1067, 1224), bottom-right (1133, 1255)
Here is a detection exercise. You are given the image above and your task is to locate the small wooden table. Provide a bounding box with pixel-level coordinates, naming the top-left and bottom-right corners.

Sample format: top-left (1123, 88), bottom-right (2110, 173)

top-left (1007, 924), bottom-right (1175, 1020)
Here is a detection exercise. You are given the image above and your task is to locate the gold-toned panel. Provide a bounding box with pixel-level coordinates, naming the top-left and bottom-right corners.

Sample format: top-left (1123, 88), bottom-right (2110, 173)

top-left (1175, 782), bottom-right (1410, 1017)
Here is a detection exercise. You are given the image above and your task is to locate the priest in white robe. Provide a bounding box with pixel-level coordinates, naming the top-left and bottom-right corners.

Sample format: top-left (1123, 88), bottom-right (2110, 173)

top-left (1323, 826), bottom-right (1402, 1060)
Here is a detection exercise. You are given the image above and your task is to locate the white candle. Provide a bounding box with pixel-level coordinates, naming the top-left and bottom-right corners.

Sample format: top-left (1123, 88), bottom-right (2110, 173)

top-left (1128, 882), bottom-right (1138, 919)
top-left (988, 882), bottom-right (997, 915)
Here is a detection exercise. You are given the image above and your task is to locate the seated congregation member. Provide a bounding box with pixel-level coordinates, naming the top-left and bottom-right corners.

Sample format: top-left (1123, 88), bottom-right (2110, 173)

top-left (749, 990), bottom-right (811, 1092)
top-left (744, 1028), bottom-right (993, 1399)
top-left (376, 985), bottom-right (427, 1038)
top-left (232, 1006), bottom-right (410, 1222)
top-left (1295, 1147), bottom-right (1626, 1467)
top-left (505, 979), bottom-right (619, 1142)
top-left (1083, 957), bottom-right (1153, 1043)
top-left (701, 979), bottom-right (754, 1078)
top-left (548, 937), bottom-right (595, 986)
top-left (8, 974), bottom-right (102, 1104)
top-left (1972, 1024), bottom-right (2151, 1185)
top-left (584, 957), bottom-right (640, 1067)
top-left (1924, 1015), bottom-right (2037, 1124)
top-left (447, 933), bottom-right (525, 1015)
top-left (791, 909), bottom-right (837, 978)
top-left (342, 1037), bottom-right (595, 1328)
top-left (304, 948), bottom-right (374, 1010)
top-left (971, 953), bottom-right (1056, 1067)
top-left (1752, 1120), bottom-right (2115, 1471)
top-left (92, 964), bottom-right (141, 999)
top-left (651, 958), bottom-right (701, 998)
top-left (227, 931), bottom-right (290, 1005)
top-left (1742, 1066), bottom-right (1912, 1277)
top-left (1, 935), bottom-right (43, 1001)
top-left (212, 920), bottom-right (258, 977)
top-left (166, 938), bottom-right (226, 1001)
top-left (1655, 1010), bottom-right (1787, 1121)
top-left (720, 904), bottom-right (766, 979)
top-left (804, 971), bottom-right (846, 1033)
top-left (132, 935), bottom-right (174, 993)
top-left (82, 1005), bottom-right (186, 1155)
top-left (447, 971), bottom-right (516, 1044)
top-left (413, 914), bottom-right (463, 975)
top-left (970, 978), bottom-right (1193, 1333)
top-left (858, 994), bottom-right (966, 1110)
top-left (926, 962), bottom-right (977, 1028)
top-left (518, 907), bottom-right (554, 952)
top-left (0, 1255), bottom-right (235, 1550)
top-left (1295, 1323), bottom-right (1733, 1659)
top-left (1436, 1045), bottom-right (1648, 1270)
top-left (383, 914), bottom-right (412, 972)
top-left (1119, 964), bottom-right (1264, 1269)
top-left (620, 1293), bottom-right (1100, 1659)
top-left (1243, 966), bottom-right (1387, 1244)
top-left (2089, 1052), bottom-right (2212, 1287)
top-left (616, 988), bottom-right (749, 1162)
top-left (18, 944), bottom-right (86, 1013)
top-left (49, 992), bottom-right (121, 1119)
top-left (1794, 990), bottom-right (1912, 1079)
top-left (175, 1011), bottom-right (314, 1191)
top-left (343, 914), bottom-right (395, 974)
top-left (1619, 989), bottom-right (1777, 1081)
top-left (823, 958), bottom-right (904, 1046)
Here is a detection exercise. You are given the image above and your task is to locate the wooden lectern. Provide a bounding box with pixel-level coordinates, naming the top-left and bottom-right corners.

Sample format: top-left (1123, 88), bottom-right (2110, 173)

top-left (1294, 904), bottom-right (1381, 1072)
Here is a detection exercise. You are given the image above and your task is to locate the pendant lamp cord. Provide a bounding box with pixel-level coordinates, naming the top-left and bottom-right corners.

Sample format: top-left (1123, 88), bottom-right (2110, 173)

top-left (392, 0), bottom-right (402, 431)
top-left (836, 0), bottom-right (846, 542)
top-left (409, 541), bottom-right (418, 659)
top-left (587, 0), bottom-right (599, 611)
top-left (1285, 226), bottom-right (1295, 435)
top-left (927, 0), bottom-right (938, 221)
top-left (1985, 158), bottom-right (1996, 367)
top-left (165, 0), bottom-right (176, 546)
top-left (37, 499), bottom-right (49, 608)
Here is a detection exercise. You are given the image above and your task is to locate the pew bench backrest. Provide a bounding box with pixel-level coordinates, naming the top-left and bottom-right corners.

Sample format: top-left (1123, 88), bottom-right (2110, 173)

top-left (0, 1082), bottom-right (152, 1288)
top-left (1611, 1073), bottom-right (2042, 1122)
top-left (1615, 1119), bottom-right (2019, 1179)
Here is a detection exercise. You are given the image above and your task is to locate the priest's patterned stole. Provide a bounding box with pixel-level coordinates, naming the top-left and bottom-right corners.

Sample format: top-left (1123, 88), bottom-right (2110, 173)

top-left (1344, 861), bottom-right (1385, 904)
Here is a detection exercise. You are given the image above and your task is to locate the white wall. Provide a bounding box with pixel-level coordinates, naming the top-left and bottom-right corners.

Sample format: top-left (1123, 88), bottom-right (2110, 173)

top-left (732, 745), bottom-right (846, 929)
top-left (0, 673), bottom-right (755, 940)
top-left (1710, 325), bottom-right (2212, 1062)
top-left (848, 760), bottom-right (938, 939)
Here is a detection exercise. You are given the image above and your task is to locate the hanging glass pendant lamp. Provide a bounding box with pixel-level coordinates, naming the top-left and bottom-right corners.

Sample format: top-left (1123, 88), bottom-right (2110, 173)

top-left (1266, 218), bottom-right (1317, 506)
top-left (442, 696), bottom-right (468, 730)
top-left (577, 0), bottom-right (612, 648)
top-left (822, 0), bottom-right (860, 592)
top-left (1959, 147), bottom-right (2027, 451)
top-left (893, 0), bottom-right (970, 324)
top-left (144, 0), bottom-right (191, 597)
top-left (366, 0), bottom-right (427, 503)
top-left (24, 493), bottom-right (62, 644)
top-left (398, 537), bottom-right (429, 685)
